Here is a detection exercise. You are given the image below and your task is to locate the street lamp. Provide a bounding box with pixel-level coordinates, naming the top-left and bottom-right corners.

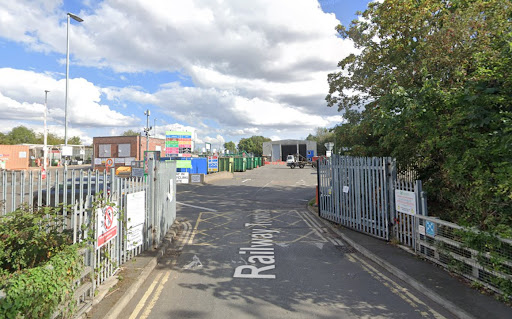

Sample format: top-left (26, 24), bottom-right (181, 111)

top-left (65, 12), bottom-right (83, 146)
top-left (43, 90), bottom-right (49, 172)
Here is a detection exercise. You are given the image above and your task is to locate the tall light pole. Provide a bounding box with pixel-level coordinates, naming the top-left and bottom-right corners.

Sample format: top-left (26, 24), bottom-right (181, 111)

top-left (43, 90), bottom-right (49, 172)
top-left (143, 110), bottom-right (152, 157)
top-left (65, 12), bottom-right (83, 146)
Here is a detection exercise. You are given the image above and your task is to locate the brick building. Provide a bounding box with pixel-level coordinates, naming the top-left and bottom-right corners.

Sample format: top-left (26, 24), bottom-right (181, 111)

top-left (92, 136), bottom-right (165, 171)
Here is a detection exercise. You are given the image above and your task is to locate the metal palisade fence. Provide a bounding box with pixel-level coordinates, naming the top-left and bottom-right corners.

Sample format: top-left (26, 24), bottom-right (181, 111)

top-left (318, 155), bottom-right (512, 298)
top-left (0, 158), bottom-right (177, 317)
top-left (318, 156), bottom-right (395, 240)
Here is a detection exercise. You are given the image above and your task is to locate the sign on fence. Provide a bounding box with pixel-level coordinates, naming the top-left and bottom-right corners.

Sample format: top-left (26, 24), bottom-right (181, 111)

top-left (126, 191), bottom-right (145, 250)
top-left (97, 205), bottom-right (118, 249)
top-left (395, 190), bottom-right (417, 215)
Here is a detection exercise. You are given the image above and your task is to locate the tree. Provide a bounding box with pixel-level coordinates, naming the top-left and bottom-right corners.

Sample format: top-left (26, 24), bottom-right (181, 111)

top-left (7, 126), bottom-right (37, 144)
top-left (122, 130), bottom-right (140, 136)
top-left (224, 141), bottom-right (237, 154)
top-left (68, 136), bottom-right (82, 145)
top-left (327, 0), bottom-right (512, 232)
top-left (237, 136), bottom-right (271, 156)
top-left (306, 127), bottom-right (335, 155)
top-left (35, 132), bottom-right (64, 145)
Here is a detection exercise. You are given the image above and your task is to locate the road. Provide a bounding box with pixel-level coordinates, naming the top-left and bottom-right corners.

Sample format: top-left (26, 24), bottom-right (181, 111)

top-left (119, 164), bottom-right (454, 319)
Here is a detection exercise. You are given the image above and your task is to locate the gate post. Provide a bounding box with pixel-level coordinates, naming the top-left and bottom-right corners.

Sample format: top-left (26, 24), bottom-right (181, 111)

top-left (386, 158), bottom-right (397, 241)
top-left (316, 158), bottom-right (321, 217)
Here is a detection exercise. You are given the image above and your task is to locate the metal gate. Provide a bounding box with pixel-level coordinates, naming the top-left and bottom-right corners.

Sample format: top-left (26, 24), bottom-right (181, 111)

top-left (318, 156), bottom-right (395, 240)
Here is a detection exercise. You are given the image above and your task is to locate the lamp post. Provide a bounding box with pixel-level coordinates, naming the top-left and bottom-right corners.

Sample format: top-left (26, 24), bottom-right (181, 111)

top-left (65, 12), bottom-right (83, 146)
top-left (43, 90), bottom-right (49, 172)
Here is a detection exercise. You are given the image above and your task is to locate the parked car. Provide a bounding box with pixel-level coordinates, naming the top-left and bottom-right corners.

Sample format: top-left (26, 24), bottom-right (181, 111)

top-left (33, 177), bottom-right (111, 207)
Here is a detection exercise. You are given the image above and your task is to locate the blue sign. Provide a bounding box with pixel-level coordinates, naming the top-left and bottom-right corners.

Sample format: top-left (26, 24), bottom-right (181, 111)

top-left (425, 221), bottom-right (436, 237)
top-left (208, 156), bottom-right (218, 172)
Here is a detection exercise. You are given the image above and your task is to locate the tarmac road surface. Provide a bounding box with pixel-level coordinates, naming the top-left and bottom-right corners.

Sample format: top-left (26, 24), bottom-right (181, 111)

top-left (118, 164), bottom-right (455, 319)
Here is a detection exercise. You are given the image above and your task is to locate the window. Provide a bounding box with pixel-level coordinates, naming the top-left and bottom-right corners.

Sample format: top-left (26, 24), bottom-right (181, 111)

top-left (99, 144), bottom-right (111, 158)
top-left (118, 144), bottom-right (131, 157)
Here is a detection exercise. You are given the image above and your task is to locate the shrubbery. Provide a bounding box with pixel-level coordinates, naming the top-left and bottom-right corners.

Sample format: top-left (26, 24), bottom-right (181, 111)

top-left (326, 0), bottom-right (512, 235)
top-left (0, 206), bottom-right (83, 318)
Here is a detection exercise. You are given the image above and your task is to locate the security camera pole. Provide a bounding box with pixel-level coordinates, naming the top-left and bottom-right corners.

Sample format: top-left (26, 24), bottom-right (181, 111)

top-left (144, 110), bottom-right (152, 159)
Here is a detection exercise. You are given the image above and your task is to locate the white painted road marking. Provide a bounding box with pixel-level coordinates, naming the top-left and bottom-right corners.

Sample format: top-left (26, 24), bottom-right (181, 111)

top-left (177, 202), bottom-right (218, 212)
top-left (242, 179), bottom-right (252, 183)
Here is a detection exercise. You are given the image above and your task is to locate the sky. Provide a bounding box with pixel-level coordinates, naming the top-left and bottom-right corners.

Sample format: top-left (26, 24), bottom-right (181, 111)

top-left (0, 0), bottom-right (373, 149)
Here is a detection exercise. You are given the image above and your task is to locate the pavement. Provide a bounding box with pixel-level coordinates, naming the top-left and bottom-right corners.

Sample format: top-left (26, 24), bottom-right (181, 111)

top-left (86, 204), bottom-right (512, 319)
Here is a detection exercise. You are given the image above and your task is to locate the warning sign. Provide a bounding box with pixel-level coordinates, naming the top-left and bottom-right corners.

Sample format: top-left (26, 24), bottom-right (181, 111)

top-left (97, 205), bottom-right (118, 249)
top-left (106, 158), bottom-right (114, 168)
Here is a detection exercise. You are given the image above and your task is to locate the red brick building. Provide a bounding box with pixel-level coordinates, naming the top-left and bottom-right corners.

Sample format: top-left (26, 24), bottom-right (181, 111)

top-left (92, 136), bottom-right (165, 171)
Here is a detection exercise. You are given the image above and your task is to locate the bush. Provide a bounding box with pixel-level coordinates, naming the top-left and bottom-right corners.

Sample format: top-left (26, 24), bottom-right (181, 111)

top-left (0, 206), bottom-right (84, 318)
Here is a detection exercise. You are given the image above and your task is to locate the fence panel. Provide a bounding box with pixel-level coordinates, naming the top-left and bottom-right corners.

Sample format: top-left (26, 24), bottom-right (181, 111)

top-left (318, 156), bottom-right (392, 240)
top-left (0, 158), bottom-right (177, 317)
top-left (415, 215), bottom-right (512, 296)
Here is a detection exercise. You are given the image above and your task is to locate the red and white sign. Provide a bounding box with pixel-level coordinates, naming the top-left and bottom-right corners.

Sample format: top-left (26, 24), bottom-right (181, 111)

top-left (105, 158), bottom-right (114, 168)
top-left (97, 205), bottom-right (118, 249)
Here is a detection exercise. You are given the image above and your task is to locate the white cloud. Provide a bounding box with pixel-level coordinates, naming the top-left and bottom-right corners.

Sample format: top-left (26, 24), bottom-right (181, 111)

top-left (0, 68), bottom-right (139, 135)
top-left (0, 0), bottom-right (359, 144)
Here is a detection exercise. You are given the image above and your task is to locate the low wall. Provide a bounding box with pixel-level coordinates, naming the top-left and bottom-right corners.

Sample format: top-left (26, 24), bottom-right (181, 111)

top-left (204, 171), bottom-right (234, 183)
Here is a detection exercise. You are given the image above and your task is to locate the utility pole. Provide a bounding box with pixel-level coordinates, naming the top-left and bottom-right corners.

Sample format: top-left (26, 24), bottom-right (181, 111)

top-left (143, 110), bottom-right (152, 159)
top-left (43, 90), bottom-right (49, 173)
top-left (153, 118), bottom-right (157, 138)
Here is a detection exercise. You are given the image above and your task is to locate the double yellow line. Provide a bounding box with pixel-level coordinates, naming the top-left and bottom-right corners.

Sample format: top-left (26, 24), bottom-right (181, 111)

top-left (129, 220), bottom-right (195, 319)
top-left (347, 253), bottom-right (446, 319)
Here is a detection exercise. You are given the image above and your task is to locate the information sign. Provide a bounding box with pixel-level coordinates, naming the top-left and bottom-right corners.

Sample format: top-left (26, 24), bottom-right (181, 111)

top-left (208, 156), bottom-right (218, 172)
top-left (126, 191), bottom-right (145, 250)
top-left (395, 190), bottom-right (417, 215)
top-left (176, 172), bottom-right (189, 184)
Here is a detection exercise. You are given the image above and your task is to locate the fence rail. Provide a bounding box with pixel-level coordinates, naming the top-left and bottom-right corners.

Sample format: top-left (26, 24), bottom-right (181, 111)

top-left (0, 159), bottom-right (177, 317)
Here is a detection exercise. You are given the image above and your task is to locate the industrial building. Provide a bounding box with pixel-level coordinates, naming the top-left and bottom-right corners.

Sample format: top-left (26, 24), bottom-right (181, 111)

top-left (262, 140), bottom-right (317, 162)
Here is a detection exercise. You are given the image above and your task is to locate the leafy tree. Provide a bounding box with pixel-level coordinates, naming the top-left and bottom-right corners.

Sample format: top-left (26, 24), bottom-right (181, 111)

top-left (224, 141), bottom-right (237, 154)
top-left (122, 130), bottom-right (140, 136)
top-left (327, 0), bottom-right (512, 232)
top-left (237, 136), bottom-right (271, 156)
top-left (7, 126), bottom-right (37, 144)
top-left (35, 132), bottom-right (65, 145)
top-left (0, 132), bottom-right (12, 145)
top-left (68, 136), bottom-right (82, 145)
top-left (306, 127), bottom-right (335, 155)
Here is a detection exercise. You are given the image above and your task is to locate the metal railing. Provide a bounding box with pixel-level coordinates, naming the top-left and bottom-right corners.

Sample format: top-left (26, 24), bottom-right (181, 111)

top-left (318, 156), bottom-right (395, 240)
top-left (318, 155), bottom-right (511, 298)
top-left (0, 158), bottom-right (177, 316)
